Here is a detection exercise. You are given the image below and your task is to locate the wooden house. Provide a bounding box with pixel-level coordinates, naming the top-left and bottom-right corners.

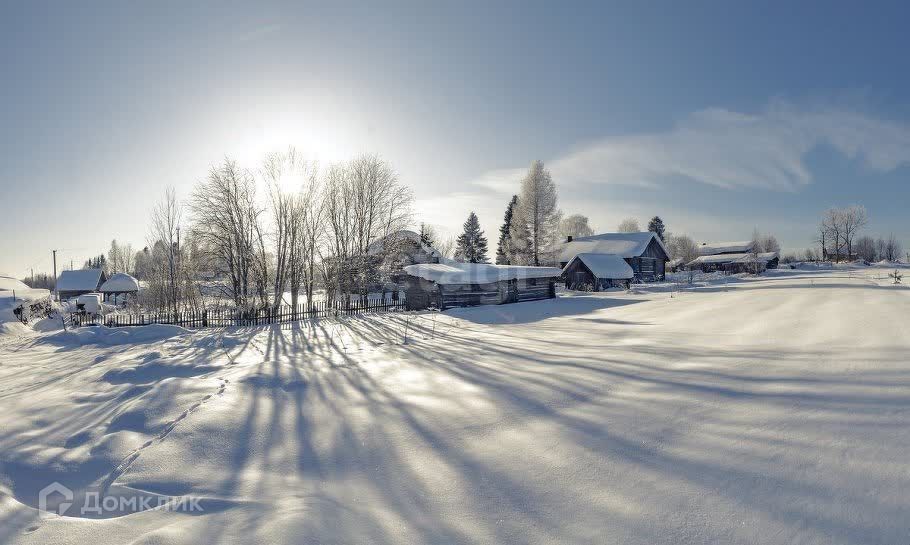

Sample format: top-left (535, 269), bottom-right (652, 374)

top-left (401, 262), bottom-right (562, 310)
top-left (556, 232), bottom-right (669, 281)
top-left (562, 253), bottom-right (634, 291)
top-left (56, 269), bottom-right (106, 301)
top-left (686, 251), bottom-right (779, 273)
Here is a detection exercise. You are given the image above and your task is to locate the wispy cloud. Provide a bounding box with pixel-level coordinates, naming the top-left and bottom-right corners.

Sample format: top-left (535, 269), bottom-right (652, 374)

top-left (470, 100), bottom-right (910, 194)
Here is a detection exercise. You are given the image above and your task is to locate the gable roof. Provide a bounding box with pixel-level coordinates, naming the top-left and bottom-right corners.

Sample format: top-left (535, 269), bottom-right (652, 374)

top-left (100, 272), bottom-right (140, 293)
top-left (558, 232), bottom-right (668, 263)
top-left (564, 253), bottom-right (634, 279)
top-left (404, 262), bottom-right (562, 285)
top-left (57, 269), bottom-right (104, 292)
top-left (697, 241), bottom-right (755, 256)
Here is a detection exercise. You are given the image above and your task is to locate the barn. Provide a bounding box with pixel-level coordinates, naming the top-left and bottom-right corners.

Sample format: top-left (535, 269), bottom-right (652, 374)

top-left (401, 262), bottom-right (562, 310)
top-left (56, 269), bottom-right (106, 301)
top-left (562, 253), bottom-right (634, 291)
top-left (557, 232), bottom-right (669, 281)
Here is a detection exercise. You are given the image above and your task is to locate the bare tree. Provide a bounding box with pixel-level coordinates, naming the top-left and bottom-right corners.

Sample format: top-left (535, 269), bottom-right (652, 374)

top-left (261, 148), bottom-right (322, 311)
top-left (751, 229), bottom-right (781, 254)
top-left (189, 158), bottom-right (263, 309)
top-left (666, 234), bottom-right (699, 264)
top-left (148, 187), bottom-right (182, 314)
top-left (616, 218), bottom-right (640, 233)
top-left (841, 205), bottom-right (868, 260)
top-left (323, 155), bottom-right (412, 303)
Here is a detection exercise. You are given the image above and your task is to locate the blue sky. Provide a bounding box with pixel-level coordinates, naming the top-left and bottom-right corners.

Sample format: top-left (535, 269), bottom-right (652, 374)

top-left (3, 1), bottom-right (910, 276)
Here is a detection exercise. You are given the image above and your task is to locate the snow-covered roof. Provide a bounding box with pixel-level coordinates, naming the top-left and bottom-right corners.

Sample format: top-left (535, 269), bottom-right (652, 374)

top-left (564, 253), bottom-right (634, 279)
top-left (557, 232), bottom-right (668, 263)
top-left (367, 230), bottom-right (441, 258)
top-left (57, 269), bottom-right (104, 292)
top-left (687, 252), bottom-right (779, 266)
top-left (100, 272), bottom-right (140, 293)
top-left (697, 241), bottom-right (755, 256)
top-left (0, 275), bottom-right (30, 292)
top-left (404, 262), bottom-right (562, 285)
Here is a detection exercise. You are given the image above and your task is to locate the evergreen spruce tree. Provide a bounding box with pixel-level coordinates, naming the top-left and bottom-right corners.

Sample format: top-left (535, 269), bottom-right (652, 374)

top-left (495, 195), bottom-right (518, 264)
top-left (454, 211), bottom-right (489, 263)
top-left (419, 223), bottom-right (435, 248)
top-left (647, 216), bottom-right (666, 241)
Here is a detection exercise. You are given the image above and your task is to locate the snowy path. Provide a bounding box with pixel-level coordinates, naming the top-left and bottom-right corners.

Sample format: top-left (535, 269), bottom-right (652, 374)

top-left (1, 268), bottom-right (910, 544)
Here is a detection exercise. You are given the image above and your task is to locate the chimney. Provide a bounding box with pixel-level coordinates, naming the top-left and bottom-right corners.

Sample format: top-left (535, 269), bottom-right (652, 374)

top-left (566, 235), bottom-right (573, 242)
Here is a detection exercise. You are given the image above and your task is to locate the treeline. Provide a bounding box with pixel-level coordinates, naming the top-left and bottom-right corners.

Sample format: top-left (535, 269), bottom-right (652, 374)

top-left (83, 150), bottom-right (413, 314)
top-left (796, 205), bottom-right (904, 263)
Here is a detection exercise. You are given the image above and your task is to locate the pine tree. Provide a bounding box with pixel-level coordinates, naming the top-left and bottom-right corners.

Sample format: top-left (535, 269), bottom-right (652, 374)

top-left (647, 216), bottom-right (666, 241)
top-left (419, 223), bottom-right (435, 248)
top-left (509, 202), bottom-right (533, 265)
top-left (496, 195), bottom-right (518, 264)
top-left (454, 212), bottom-right (489, 263)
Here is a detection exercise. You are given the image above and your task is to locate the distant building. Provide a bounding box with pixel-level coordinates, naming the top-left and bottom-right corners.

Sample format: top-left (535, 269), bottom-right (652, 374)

top-left (686, 241), bottom-right (779, 273)
top-left (400, 262), bottom-right (561, 310)
top-left (56, 269), bottom-right (106, 300)
top-left (561, 253), bottom-right (634, 291)
top-left (556, 232), bottom-right (669, 281)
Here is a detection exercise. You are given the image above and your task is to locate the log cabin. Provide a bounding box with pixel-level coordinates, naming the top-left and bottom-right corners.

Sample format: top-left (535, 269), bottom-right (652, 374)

top-left (556, 232), bottom-right (669, 281)
top-left (401, 262), bottom-right (562, 310)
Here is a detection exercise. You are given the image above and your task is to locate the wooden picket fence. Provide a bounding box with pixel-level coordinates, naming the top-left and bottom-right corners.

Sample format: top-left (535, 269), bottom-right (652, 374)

top-left (69, 294), bottom-right (406, 329)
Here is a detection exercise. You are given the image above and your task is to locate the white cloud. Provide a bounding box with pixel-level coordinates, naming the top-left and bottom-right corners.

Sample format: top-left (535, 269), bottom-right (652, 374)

top-left (472, 101), bottom-right (910, 194)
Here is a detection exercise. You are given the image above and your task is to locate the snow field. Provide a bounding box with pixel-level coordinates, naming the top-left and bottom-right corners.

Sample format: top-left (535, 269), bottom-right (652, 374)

top-left (0, 266), bottom-right (909, 544)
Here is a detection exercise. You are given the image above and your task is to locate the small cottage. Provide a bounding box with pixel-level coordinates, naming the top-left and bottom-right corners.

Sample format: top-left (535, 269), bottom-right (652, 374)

top-left (401, 262), bottom-right (562, 310)
top-left (562, 253), bottom-right (634, 291)
top-left (56, 269), bottom-right (106, 300)
top-left (557, 232), bottom-right (669, 281)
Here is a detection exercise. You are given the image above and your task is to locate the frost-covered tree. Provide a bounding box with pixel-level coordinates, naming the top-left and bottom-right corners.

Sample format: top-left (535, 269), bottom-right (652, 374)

top-left (454, 211), bottom-right (489, 263)
top-left (110, 240), bottom-right (134, 274)
top-left (617, 218), bottom-right (640, 233)
top-left (666, 234), bottom-right (698, 264)
top-left (514, 161), bottom-right (560, 265)
top-left (751, 229), bottom-right (781, 254)
top-left (855, 235), bottom-right (876, 262)
top-left (559, 213), bottom-right (594, 240)
top-left (647, 216), bottom-right (666, 241)
top-left (495, 195), bottom-right (518, 264)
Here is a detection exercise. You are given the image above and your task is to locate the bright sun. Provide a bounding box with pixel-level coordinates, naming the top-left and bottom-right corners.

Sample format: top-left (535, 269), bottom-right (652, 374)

top-left (223, 108), bottom-right (355, 169)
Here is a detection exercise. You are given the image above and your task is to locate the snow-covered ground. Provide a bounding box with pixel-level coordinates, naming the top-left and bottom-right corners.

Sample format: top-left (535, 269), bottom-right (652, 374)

top-left (2, 266), bottom-right (910, 544)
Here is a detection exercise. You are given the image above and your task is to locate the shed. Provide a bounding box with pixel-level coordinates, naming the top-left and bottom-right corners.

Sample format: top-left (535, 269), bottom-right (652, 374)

top-left (562, 253), bottom-right (634, 291)
top-left (99, 272), bottom-right (140, 304)
top-left (57, 269), bottom-right (106, 300)
top-left (401, 262), bottom-right (562, 310)
top-left (686, 252), bottom-right (779, 273)
top-left (556, 232), bottom-right (669, 281)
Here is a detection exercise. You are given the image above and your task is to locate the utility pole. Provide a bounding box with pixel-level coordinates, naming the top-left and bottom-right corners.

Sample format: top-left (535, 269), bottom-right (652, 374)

top-left (52, 250), bottom-right (58, 301)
